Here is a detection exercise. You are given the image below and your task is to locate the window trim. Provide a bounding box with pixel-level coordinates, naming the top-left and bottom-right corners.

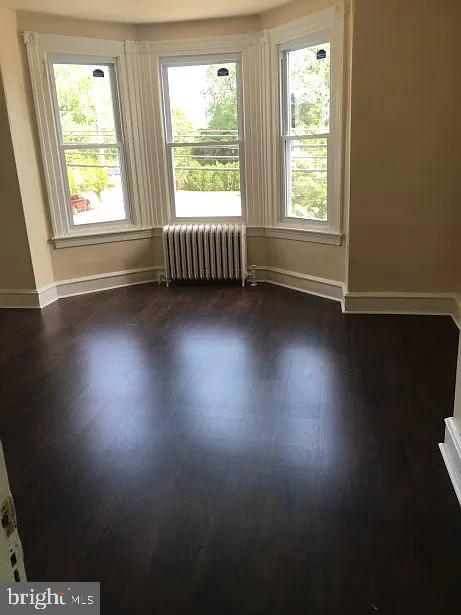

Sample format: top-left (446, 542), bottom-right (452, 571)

top-left (23, 32), bottom-right (155, 247)
top-left (160, 52), bottom-right (246, 224)
top-left (47, 54), bottom-right (132, 232)
top-left (280, 33), bottom-right (331, 227)
top-left (279, 32), bottom-right (335, 230)
top-left (269, 3), bottom-right (346, 236)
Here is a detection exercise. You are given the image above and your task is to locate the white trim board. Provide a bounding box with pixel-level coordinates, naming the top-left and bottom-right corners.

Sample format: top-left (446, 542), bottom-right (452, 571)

top-left (343, 292), bottom-right (461, 329)
top-left (439, 418), bottom-right (461, 507)
top-left (255, 267), bottom-right (344, 302)
top-left (52, 225), bottom-right (342, 248)
top-left (1, 271), bottom-right (460, 329)
top-left (56, 266), bottom-right (162, 299)
top-left (0, 266), bottom-right (344, 309)
top-left (0, 289), bottom-right (42, 309)
top-left (0, 285), bottom-right (58, 309)
top-left (0, 267), bottom-right (161, 309)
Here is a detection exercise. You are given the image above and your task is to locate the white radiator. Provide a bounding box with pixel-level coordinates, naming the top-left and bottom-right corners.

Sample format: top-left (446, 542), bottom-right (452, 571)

top-left (162, 224), bottom-right (247, 287)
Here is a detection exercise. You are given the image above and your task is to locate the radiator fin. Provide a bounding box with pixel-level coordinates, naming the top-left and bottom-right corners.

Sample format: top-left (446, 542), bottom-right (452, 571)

top-left (162, 224), bottom-right (247, 287)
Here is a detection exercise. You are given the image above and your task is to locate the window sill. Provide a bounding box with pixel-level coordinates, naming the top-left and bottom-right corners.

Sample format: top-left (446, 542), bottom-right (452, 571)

top-left (52, 225), bottom-right (342, 248)
top-left (52, 227), bottom-right (155, 249)
top-left (264, 226), bottom-right (342, 246)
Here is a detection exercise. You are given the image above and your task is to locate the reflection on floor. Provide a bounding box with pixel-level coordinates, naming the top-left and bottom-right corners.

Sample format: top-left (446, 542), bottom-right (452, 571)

top-left (0, 284), bottom-right (460, 614)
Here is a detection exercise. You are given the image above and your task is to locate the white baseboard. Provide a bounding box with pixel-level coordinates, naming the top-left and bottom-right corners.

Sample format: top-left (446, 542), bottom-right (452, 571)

top-left (343, 291), bottom-right (460, 328)
top-left (255, 266), bottom-right (344, 302)
top-left (439, 417), bottom-right (461, 507)
top-left (0, 266), bottom-right (161, 309)
top-left (2, 268), bottom-right (461, 330)
top-left (38, 284), bottom-right (59, 308)
top-left (56, 266), bottom-right (161, 299)
top-left (452, 295), bottom-right (461, 329)
top-left (0, 289), bottom-right (42, 309)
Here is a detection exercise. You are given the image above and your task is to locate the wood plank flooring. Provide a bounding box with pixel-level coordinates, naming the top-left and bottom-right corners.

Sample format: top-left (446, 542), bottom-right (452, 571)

top-left (0, 283), bottom-right (460, 614)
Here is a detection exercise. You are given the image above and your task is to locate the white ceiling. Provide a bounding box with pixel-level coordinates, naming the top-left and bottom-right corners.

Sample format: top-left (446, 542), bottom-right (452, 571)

top-left (0, 0), bottom-right (292, 23)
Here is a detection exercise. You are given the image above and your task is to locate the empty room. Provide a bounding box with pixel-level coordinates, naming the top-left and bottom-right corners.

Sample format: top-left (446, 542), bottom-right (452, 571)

top-left (0, 0), bottom-right (460, 612)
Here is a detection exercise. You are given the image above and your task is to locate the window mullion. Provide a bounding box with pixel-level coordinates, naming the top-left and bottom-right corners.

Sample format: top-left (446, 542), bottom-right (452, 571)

top-left (62, 142), bottom-right (120, 150)
top-left (168, 140), bottom-right (240, 148)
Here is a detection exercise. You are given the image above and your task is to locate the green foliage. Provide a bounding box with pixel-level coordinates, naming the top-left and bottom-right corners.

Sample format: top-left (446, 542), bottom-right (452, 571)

top-left (55, 64), bottom-right (116, 202)
top-left (89, 168), bottom-right (113, 201)
top-left (67, 168), bottom-right (81, 196)
top-left (55, 68), bottom-right (96, 136)
top-left (67, 166), bottom-right (114, 202)
top-left (290, 173), bottom-right (327, 220)
top-left (289, 44), bottom-right (330, 134)
top-left (172, 65), bottom-right (240, 192)
top-left (202, 64), bottom-right (238, 132)
top-left (175, 160), bottom-right (240, 193)
top-left (172, 108), bottom-right (194, 140)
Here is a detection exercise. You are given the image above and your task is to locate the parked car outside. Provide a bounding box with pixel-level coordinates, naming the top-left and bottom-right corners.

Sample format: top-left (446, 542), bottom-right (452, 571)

top-left (70, 194), bottom-right (91, 213)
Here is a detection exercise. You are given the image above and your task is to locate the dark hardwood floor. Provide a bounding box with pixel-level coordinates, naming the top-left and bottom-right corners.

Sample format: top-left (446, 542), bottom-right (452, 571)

top-left (0, 283), bottom-right (460, 614)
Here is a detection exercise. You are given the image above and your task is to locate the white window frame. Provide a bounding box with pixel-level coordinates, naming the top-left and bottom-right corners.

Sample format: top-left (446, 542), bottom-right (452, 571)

top-left (160, 53), bottom-right (246, 224)
top-left (23, 32), bottom-right (155, 248)
top-left (47, 54), bottom-right (131, 233)
top-left (269, 3), bottom-right (345, 240)
top-left (280, 33), bottom-right (332, 227)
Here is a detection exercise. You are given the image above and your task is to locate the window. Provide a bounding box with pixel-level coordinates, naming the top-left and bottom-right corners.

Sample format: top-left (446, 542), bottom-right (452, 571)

top-left (50, 60), bottom-right (128, 226)
top-left (161, 56), bottom-right (244, 219)
top-left (281, 41), bottom-right (331, 223)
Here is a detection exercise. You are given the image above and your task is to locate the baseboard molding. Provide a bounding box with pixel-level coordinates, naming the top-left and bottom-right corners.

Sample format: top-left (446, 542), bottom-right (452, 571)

top-left (256, 266), bottom-right (344, 302)
top-left (439, 417), bottom-right (461, 507)
top-left (452, 295), bottom-right (461, 329)
top-left (56, 266), bottom-right (162, 299)
top-left (0, 267), bottom-right (161, 309)
top-left (38, 284), bottom-right (59, 308)
top-left (2, 268), bottom-right (461, 329)
top-left (343, 291), bottom-right (461, 328)
top-left (0, 289), bottom-right (42, 309)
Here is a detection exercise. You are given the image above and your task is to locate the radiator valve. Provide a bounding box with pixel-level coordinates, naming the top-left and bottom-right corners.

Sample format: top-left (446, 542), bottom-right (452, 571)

top-left (247, 265), bottom-right (258, 287)
top-left (156, 271), bottom-right (169, 287)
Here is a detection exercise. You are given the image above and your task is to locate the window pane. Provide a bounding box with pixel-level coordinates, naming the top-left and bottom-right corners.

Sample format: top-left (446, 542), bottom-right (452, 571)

top-left (64, 148), bottom-right (126, 225)
top-left (53, 63), bottom-right (117, 144)
top-left (287, 43), bottom-right (330, 136)
top-left (167, 63), bottom-right (238, 143)
top-left (172, 145), bottom-right (241, 217)
top-left (288, 138), bottom-right (327, 221)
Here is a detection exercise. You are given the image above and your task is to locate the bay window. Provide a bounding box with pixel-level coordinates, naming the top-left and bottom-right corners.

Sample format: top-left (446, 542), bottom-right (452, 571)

top-left (24, 3), bottom-right (344, 247)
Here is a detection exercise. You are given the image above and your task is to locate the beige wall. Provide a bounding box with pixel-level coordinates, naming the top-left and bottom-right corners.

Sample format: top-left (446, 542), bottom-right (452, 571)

top-left (51, 238), bottom-right (161, 281)
top-left (9, 0), bottom-right (460, 293)
top-left (0, 70), bottom-right (36, 289)
top-left (17, 11), bottom-right (136, 40)
top-left (247, 237), bottom-right (267, 268)
top-left (136, 15), bottom-right (259, 41)
top-left (260, 0), bottom-right (334, 28)
top-left (266, 238), bottom-right (345, 281)
top-left (51, 235), bottom-right (345, 282)
top-left (15, 2), bottom-right (346, 285)
top-left (347, 0), bottom-right (461, 293)
top-left (0, 9), bottom-right (54, 290)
